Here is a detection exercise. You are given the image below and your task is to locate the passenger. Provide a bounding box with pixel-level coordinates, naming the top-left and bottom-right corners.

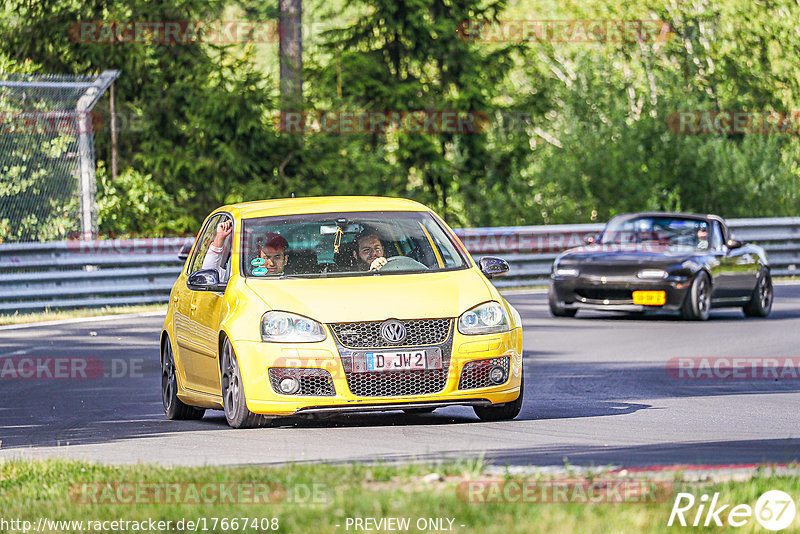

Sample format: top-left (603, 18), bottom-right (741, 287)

top-left (255, 232), bottom-right (290, 275)
top-left (203, 224), bottom-right (290, 280)
top-left (202, 219), bottom-right (233, 281)
top-left (352, 229), bottom-right (388, 271)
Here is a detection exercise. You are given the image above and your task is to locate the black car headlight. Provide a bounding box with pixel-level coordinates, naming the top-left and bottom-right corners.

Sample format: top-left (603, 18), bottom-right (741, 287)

top-left (637, 269), bottom-right (668, 279)
top-left (553, 267), bottom-right (579, 278)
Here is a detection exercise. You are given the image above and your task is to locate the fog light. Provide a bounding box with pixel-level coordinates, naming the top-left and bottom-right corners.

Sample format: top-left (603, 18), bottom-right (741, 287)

top-left (489, 366), bottom-right (506, 384)
top-left (279, 377), bottom-right (300, 394)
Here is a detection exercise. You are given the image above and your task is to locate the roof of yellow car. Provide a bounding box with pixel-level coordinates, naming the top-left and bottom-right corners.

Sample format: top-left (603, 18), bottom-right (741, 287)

top-left (222, 196), bottom-right (431, 218)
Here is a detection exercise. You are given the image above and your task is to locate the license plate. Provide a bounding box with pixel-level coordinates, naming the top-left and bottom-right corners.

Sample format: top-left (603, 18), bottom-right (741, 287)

top-left (352, 349), bottom-right (442, 373)
top-left (632, 290), bottom-right (666, 306)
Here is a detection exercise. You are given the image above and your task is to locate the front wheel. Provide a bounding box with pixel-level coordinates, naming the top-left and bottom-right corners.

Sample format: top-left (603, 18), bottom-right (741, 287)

top-left (743, 269), bottom-right (773, 318)
top-left (222, 338), bottom-right (269, 429)
top-left (549, 286), bottom-right (578, 317)
top-left (473, 372), bottom-right (524, 421)
top-left (161, 337), bottom-right (205, 420)
top-left (681, 271), bottom-right (711, 321)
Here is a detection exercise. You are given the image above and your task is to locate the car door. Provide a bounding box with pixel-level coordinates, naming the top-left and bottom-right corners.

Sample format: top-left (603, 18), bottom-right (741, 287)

top-left (708, 220), bottom-right (739, 300)
top-left (174, 213), bottom-right (226, 394)
top-left (718, 220), bottom-right (760, 298)
top-left (712, 220), bottom-right (758, 301)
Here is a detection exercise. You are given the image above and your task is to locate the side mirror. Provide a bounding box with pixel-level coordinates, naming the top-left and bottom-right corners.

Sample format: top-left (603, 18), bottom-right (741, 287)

top-left (187, 269), bottom-right (226, 292)
top-left (479, 256), bottom-right (510, 279)
top-left (726, 239), bottom-right (743, 250)
top-left (178, 240), bottom-right (193, 261)
top-left (584, 234), bottom-right (598, 245)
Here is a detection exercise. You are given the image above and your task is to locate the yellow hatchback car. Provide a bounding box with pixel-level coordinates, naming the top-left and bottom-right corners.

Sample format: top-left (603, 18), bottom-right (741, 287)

top-left (161, 197), bottom-right (524, 428)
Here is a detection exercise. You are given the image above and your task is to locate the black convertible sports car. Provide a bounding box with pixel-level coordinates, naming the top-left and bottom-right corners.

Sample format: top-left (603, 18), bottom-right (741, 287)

top-left (548, 212), bottom-right (773, 320)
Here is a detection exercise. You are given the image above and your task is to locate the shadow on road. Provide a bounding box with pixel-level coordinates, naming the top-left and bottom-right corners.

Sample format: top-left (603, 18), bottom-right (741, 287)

top-left (478, 438), bottom-right (800, 467)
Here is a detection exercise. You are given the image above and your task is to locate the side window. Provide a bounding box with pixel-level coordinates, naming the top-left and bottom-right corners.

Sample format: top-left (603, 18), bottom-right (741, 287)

top-left (711, 221), bottom-right (724, 250)
top-left (188, 214), bottom-right (224, 274)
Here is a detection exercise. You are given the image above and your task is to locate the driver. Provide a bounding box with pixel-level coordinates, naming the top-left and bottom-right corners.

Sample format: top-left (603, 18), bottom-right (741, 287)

top-left (697, 227), bottom-right (709, 249)
top-left (353, 229), bottom-right (389, 271)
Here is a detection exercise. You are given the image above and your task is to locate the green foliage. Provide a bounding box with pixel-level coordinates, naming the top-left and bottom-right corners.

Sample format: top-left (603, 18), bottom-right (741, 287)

top-left (96, 163), bottom-right (194, 236)
top-left (0, 0), bottom-right (798, 238)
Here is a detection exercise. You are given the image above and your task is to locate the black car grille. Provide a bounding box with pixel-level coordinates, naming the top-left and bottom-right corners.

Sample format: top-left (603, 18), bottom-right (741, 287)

top-left (329, 318), bottom-right (451, 348)
top-left (575, 288), bottom-right (633, 302)
top-left (331, 319), bottom-right (454, 397)
top-left (268, 367), bottom-right (336, 396)
top-left (459, 357), bottom-right (510, 390)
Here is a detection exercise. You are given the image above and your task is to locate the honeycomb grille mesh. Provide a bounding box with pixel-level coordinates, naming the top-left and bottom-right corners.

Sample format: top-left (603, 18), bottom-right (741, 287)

top-left (458, 357), bottom-right (510, 390)
top-left (329, 318), bottom-right (451, 348)
top-left (268, 367), bottom-right (336, 396)
top-left (334, 319), bottom-right (454, 397)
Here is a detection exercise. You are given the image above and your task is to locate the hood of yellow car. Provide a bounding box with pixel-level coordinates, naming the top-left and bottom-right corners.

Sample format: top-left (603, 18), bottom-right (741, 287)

top-left (244, 268), bottom-right (493, 323)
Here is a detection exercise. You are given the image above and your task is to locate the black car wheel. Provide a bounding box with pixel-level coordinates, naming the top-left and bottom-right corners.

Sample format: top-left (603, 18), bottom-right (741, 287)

top-left (473, 372), bottom-right (524, 421)
top-left (743, 269), bottom-right (773, 318)
top-left (162, 337), bottom-right (205, 420)
top-left (222, 337), bottom-right (269, 429)
top-left (548, 286), bottom-right (578, 317)
top-left (681, 271), bottom-right (711, 321)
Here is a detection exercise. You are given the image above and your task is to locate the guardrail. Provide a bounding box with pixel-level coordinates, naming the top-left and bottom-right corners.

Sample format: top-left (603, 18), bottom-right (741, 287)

top-left (1, 218), bottom-right (799, 312)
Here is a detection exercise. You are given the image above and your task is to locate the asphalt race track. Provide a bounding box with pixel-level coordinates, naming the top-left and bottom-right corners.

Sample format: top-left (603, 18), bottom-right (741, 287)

top-left (2, 284), bottom-right (800, 468)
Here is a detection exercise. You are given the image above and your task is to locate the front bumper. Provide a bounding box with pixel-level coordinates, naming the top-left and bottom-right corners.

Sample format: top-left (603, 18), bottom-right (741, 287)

top-left (550, 274), bottom-right (691, 312)
top-left (232, 327), bottom-right (523, 416)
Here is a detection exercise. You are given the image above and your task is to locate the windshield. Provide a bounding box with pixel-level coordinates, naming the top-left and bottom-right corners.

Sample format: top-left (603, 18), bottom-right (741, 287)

top-left (240, 210), bottom-right (468, 278)
top-left (599, 216), bottom-right (710, 250)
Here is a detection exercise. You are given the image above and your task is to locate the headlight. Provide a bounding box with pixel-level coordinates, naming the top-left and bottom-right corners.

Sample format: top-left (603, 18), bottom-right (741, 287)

top-left (554, 267), bottom-right (579, 278)
top-left (637, 269), bottom-right (668, 279)
top-left (261, 311), bottom-right (326, 343)
top-left (458, 302), bottom-right (510, 335)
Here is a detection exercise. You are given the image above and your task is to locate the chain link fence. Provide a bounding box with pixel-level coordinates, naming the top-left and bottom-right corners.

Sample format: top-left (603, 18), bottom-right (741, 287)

top-left (0, 71), bottom-right (119, 243)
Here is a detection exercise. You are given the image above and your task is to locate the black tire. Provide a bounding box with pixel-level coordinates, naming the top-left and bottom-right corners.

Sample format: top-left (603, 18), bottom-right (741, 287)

top-left (161, 337), bottom-right (206, 420)
top-left (222, 338), bottom-right (270, 429)
top-left (548, 286), bottom-right (578, 317)
top-left (473, 372), bottom-right (524, 421)
top-left (743, 269), bottom-right (773, 318)
top-left (403, 408), bottom-right (436, 414)
top-left (681, 271), bottom-right (711, 321)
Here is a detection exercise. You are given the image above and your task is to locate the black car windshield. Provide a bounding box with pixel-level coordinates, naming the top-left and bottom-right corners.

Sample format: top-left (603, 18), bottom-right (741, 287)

top-left (240, 210), bottom-right (468, 278)
top-left (600, 216), bottom-right (711, 250)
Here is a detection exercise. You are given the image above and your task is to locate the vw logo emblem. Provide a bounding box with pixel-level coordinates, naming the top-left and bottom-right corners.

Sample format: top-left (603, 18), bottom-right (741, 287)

top-left (381, 320), bottom-right (407, 344)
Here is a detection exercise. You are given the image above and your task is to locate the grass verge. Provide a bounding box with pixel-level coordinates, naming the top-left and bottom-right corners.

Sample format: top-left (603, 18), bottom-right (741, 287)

top-left (0, 459), bottom-right (797, 533)
top-left (0, 304), bottom-right (167, 326)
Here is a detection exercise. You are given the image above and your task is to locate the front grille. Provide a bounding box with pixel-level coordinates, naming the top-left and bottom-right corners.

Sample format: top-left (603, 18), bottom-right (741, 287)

top-left (575, 288), bottom-right (633, 302)
top-left (332, 319), bottom-right (454, 397)
top-left (329, 318), bottom-right (451, 348)
top-left (268, 367), bottom-right (336, 396)
top-left (459, 357), bottom-right (510, 390)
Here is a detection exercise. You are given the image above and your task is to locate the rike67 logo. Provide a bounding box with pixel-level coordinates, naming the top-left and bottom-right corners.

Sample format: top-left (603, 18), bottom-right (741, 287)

top-left (668, 490), bottom-right (796, 531)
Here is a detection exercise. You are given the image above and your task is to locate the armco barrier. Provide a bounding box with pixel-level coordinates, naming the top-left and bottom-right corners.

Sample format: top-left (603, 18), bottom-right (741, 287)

top-left (0, 218), bottom-right (798, 312)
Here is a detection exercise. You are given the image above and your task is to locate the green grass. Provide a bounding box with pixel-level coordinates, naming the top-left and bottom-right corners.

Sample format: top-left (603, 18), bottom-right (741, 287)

top-left (0, 459), bottom-right (797, 533)
top-left (0, 304), bottom-right (167, 326)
